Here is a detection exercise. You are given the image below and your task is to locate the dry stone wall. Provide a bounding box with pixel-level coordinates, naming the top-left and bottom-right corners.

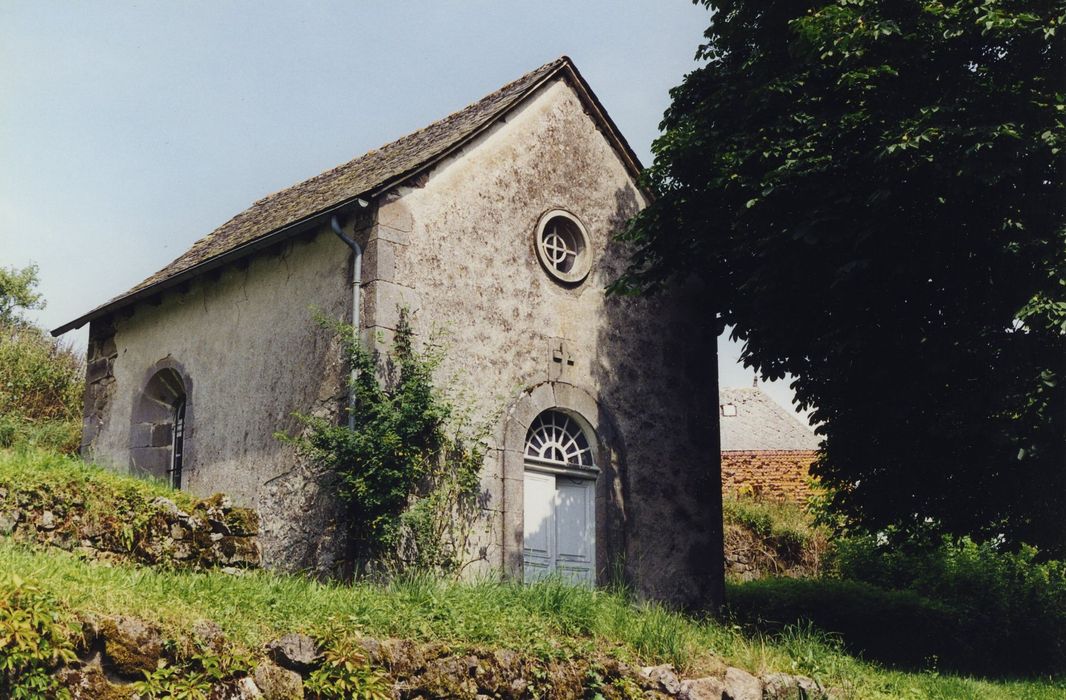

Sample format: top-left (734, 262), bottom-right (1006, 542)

top-left (0, 489), bottom-right (260, 571)
top-left (54, 618), bottom-right (828, 699)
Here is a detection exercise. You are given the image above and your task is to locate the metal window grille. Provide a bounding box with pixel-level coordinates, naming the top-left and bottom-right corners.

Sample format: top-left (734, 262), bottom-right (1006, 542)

top-left (168, 398), bottom-right (186, 490)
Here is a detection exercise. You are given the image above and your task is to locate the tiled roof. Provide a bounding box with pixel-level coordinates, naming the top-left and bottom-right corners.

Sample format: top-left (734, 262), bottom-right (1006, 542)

top-left (719, 387), bottom-right (820, 451)
top-left (54, 56), bottom-right (640, 336)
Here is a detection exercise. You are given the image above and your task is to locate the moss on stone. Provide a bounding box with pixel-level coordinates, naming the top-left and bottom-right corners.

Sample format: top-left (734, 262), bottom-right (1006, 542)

top-left (99, 615), bottom-right (165, 678)
top-left (223, 507), bottom-right (259, 537)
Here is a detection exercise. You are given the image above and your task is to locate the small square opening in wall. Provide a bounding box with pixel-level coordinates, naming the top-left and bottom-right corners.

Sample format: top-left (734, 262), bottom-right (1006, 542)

top-left (535, 209), bottom-right (592, 284)
top-left (721, 404), bottom-right (737, 417)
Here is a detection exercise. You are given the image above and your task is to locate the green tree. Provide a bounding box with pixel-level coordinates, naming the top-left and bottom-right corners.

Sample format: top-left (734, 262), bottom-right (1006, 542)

top-left (620, 1), bottom-right (1065, 554)
top-left (0, 264), bottom-right (44, 326)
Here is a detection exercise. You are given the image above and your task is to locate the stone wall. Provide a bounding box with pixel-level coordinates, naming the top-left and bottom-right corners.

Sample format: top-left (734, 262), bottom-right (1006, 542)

top-left (54, 621), bottom-right (827, 699)
top-left (81, 228), bottom-right (356, 576)
top-left (0, 491), bottom-right (260, 571)
top-left (721, 450), bottom-right (816, 504)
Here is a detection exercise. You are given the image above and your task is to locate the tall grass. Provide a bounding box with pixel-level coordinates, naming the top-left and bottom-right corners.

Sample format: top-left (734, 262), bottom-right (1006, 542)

top-left (722, 491), bottom-right (829, 576)
top-left (2, 543), bottom-right (1063, 699)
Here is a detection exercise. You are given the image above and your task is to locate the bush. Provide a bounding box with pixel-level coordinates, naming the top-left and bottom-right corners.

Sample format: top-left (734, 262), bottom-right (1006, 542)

top-left (0, 322), bottom-right (83, 453)
top-left (0, 574), bottom-right (79, 699)
top-left (729, 536), bottom-right (1066, 675)
top-left (726, 577), bottom-right (958, 669)
top-left (832, 535), bottom-right (1066, 674)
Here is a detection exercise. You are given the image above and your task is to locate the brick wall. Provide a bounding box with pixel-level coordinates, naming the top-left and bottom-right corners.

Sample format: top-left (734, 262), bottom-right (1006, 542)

top-left (721, 450), bottom-right (817, 503)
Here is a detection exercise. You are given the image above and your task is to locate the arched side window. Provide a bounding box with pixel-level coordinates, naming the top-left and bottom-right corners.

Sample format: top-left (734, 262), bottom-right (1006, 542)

top-left (130, 365), bottom-right (189, 489)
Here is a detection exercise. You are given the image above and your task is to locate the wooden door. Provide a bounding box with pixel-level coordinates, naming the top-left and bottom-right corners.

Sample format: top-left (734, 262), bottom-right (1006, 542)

top-left (523, 469), bottom-right (595, 585)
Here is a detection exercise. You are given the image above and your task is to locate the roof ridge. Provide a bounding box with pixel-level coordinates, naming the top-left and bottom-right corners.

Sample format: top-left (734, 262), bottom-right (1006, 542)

top-left (248, 56), bottom-right (569, 211)
top-left (53, 55), bottom-right (642, 337)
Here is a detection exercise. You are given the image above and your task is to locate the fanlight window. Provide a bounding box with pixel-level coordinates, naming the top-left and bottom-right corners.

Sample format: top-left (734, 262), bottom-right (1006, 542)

top-left (525, 411), bottom-right (594, 468)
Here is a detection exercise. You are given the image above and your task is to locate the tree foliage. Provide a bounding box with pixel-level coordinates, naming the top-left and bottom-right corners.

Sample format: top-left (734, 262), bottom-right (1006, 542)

top-left (620, 1), bottom-right (1065, 554)
top-left (0, 264), bottom-right (45, 327)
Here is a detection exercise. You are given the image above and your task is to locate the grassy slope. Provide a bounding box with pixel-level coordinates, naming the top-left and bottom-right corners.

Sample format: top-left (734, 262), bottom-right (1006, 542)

top-left (2, 449), bottom-right (1063, 700)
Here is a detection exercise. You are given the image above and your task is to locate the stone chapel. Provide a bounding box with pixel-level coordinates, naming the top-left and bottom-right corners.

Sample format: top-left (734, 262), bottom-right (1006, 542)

top-left (53, 57), bottom-right (723, 608)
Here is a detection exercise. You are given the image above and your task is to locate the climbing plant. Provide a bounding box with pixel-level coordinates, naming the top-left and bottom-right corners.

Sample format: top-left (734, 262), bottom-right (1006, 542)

top-left (281, 310), bottom-right (487, 576)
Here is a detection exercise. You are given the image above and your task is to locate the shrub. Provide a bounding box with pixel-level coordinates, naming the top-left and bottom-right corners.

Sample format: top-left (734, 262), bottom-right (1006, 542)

top-left (726, 577), bottom-right (958, 669)
top-left (729, 535), bottom-right (1066, 675)
top-left (0, 574), bottom-right (79, 699)
top-left (0, 322), bottom-right (83, 453)
top-left (831, 535), bottom-right (1066, 674)
top-left (304, 624), bottom-right (392, 700)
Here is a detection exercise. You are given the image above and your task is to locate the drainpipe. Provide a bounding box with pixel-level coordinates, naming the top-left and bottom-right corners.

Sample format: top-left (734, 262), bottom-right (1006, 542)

top-left (330, 210), bottom-right (366, 430)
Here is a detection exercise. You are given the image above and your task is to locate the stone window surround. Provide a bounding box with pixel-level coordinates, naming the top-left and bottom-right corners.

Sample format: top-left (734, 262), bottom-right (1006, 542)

top-left (500, 381), bottom-right (628, 585)
top-left (534, 209), bottom-right (593, 285)
top-left (129, 357), bottom-right (194, 485)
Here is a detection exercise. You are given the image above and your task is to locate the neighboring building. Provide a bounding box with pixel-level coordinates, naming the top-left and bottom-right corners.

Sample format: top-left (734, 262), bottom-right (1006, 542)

top-left (53, 57), bottom-right (723, 608)
top-left (719, 386), bottom-right (820, 503)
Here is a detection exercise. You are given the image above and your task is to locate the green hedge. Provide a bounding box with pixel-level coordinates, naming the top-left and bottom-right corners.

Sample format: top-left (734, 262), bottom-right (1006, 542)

top-left (728, 538), bottom-right (1066, 675)
top-left (727, 577), bottom-right (959, 668)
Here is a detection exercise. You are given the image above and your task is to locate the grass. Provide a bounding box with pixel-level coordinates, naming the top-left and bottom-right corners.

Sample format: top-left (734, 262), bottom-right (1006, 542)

top-left (722, 491), bottom-right (830, 576)
top-left (2, 448), bottom-right (1064, 698)
top-left (0, 413), bottom-right (80, 454)
top-left (0, 447), bottom-right (192, 503)
top-left (2, 542), bottom-right (1064, 699)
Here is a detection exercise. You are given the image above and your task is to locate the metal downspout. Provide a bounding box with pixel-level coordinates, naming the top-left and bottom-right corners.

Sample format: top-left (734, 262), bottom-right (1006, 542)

top-left (330, 214), bottom-right (363, 430)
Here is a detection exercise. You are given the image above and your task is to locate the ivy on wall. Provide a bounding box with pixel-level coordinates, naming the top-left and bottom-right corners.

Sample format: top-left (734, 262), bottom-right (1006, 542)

top-left (281, 310), bottom-right (487, 577)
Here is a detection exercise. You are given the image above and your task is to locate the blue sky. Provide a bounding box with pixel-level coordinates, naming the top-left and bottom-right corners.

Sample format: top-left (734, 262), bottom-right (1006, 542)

top-left (1, 1), bottom-right (803, 417)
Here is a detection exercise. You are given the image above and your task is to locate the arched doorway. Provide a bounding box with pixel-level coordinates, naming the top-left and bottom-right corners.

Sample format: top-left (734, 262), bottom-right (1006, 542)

top-left (130, 363), bottom-right (189, 489)
top-left (522, 409), bottom-right (598, 584)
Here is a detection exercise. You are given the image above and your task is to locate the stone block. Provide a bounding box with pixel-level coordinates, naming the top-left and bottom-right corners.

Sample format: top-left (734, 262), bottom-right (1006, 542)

top-left (99, 334), bottom-right (117, 358)
top-left (86, 358), bottom-right (111, 383)
top-left (150, 423), bottom-right (173, 447)
top-left (641, 664), bottom-right (681, 694)
top-left (364, 238), bottom-right (397, 283)
top-left (552, 382), bottom-right (603, 436)
top-left (377, 197), bottom-right (414, 233)
top-left (678, 676), bottom-right (727, 700)
top-left (267, 633), bottom-right (321, 672)
top-left (130, 447), bottom-right (170, 480)
top-left (129, 423), bottom-right (153, 448)
top-left (723, 667), bottom-right (763, 700)
top-left (100, 616), bottom-right (164, 678)
top-left (508, 382), bottom-right (556, 432)
top-left (253, 659), bottom-right (304, 700)
top-left (362, 280), bottom-right (420, 330)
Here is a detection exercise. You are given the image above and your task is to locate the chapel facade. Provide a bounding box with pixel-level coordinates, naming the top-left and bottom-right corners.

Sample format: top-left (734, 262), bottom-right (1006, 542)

top-left (55, 57), bottom-right (723, 608)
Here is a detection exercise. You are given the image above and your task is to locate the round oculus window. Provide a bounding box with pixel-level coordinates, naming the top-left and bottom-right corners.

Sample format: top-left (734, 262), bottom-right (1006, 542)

top-left (535, 210), bottom-right (592, 284)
